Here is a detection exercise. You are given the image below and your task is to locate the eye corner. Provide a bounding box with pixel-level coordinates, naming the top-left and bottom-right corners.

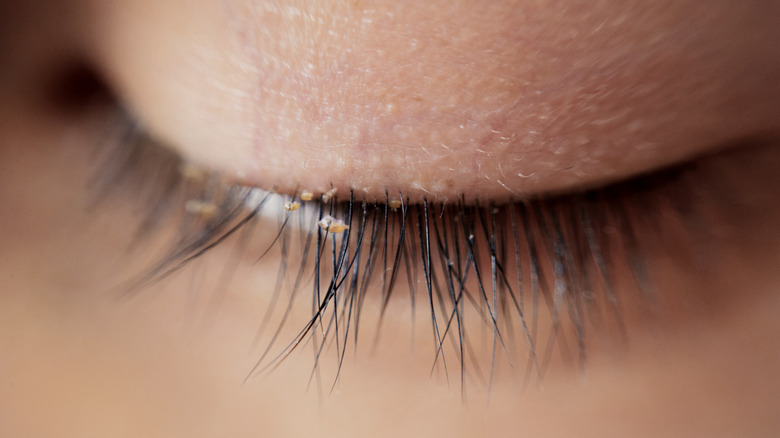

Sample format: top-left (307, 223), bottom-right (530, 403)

top-left (41, 57), bottom-right (116, 116)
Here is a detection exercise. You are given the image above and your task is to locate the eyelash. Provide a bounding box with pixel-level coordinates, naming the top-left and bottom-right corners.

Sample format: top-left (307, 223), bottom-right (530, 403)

top-left (94, 107), bottom-right (699, 391)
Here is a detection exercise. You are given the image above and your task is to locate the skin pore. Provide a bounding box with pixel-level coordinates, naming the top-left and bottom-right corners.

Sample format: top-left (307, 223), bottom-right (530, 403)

top-left (1, 1), bottom-right (780, 436)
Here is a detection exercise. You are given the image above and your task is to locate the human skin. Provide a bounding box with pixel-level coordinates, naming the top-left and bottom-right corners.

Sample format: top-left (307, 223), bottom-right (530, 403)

top-left (1, 0), bottom-right (780, 437)
top-left (92, 0), bottom-right (780, 200)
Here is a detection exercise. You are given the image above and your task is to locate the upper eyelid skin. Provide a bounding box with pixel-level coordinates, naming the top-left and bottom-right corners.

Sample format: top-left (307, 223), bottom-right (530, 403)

top-left (90, 0), bottom-right (780, 202)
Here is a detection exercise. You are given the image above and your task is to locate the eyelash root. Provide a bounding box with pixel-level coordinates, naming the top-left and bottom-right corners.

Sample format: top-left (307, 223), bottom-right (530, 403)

top-left (94, 111), bottom-right (698, 394)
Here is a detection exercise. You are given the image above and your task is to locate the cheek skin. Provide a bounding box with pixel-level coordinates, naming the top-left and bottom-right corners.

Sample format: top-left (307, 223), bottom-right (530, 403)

top-left (91, 0), bottom-right (780, 201)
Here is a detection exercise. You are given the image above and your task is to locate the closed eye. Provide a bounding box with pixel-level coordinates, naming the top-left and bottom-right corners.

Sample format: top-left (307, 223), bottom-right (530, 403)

top-left (94, 109), bottom-right (780, 389)
top-left (3, 2), bottom-right (780, 435)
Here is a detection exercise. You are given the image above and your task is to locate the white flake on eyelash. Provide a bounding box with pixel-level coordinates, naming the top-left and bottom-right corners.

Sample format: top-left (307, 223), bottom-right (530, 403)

top-left (317, 215), bottom-right (349, 233)
top-left (299, 190), bottom-right (313, 201)
top-left (243, 187), bottom-right (347, 233)
top-left (184, 199), bottom-right (217, 217)
top-left (321, 188), bottom-right (337, 202)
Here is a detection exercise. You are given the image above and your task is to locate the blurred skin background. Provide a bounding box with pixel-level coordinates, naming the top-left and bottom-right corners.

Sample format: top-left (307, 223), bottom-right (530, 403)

top-left (1, 0), bottom-right (780, 436)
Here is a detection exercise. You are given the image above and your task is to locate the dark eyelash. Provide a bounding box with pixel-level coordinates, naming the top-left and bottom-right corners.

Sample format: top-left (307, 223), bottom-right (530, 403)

top-left (95, 109), bottom-right (698, 393)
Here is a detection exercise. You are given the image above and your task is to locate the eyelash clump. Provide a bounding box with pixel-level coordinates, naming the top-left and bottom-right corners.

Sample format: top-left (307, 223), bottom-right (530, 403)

top-left (94, 111), bottom-right (696, 391)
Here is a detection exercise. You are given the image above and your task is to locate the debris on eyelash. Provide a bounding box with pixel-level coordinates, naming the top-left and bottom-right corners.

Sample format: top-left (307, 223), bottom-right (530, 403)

top-left (299, 190), bottom-right (313, 201)
top-left (179, 163), bottom-right (207, 181)
top-left (130, 145), bottom-right (681, 393)
top-left (317, 215), bottom-right (349, 233)
top-left (184, 199), bottom-right (217, 217)
top-left (321, 188), bottom-right (337, 202)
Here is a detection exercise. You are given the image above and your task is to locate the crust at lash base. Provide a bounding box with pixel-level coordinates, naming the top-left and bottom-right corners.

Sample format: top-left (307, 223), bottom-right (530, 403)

top-left (146, 144), bottom-right (780, 394)
top-left (92, 0), bottom-right (780, 202)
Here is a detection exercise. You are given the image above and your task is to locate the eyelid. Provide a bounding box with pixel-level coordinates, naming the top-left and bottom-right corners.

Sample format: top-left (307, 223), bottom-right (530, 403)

top-left (94, 84), bottom-right (780, 393)
top-left (97, 113), bottom-right (720, 382)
